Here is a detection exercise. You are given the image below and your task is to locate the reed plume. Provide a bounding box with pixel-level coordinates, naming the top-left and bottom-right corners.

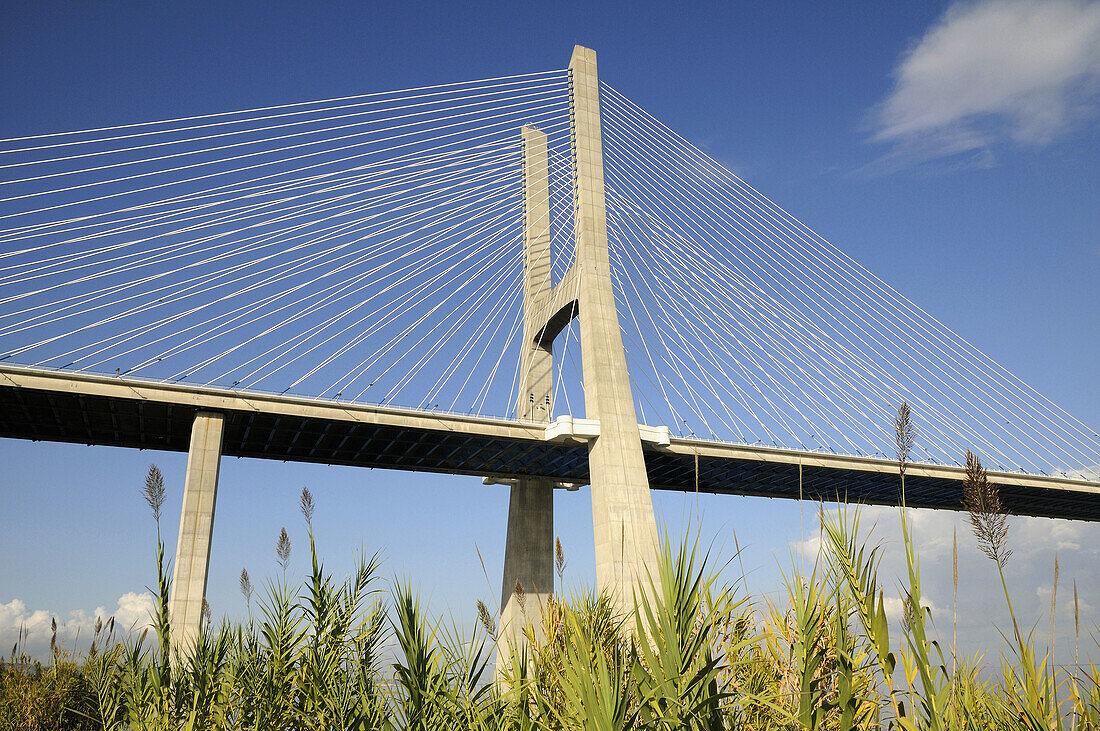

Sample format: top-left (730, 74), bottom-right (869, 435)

top-left (962, 450), bottom-right (1011, 568)
top-left (555, 536), bottom-right (567, 582)
top-left (900, 590), bottom-right (919, 637)
top-left (299, 486), bottom-right (315, 525)
top-left (514, 579), bottom-right (527, 614)
top-left (476, 599), bottom-right (497, 641)
top-left (952, 527), bottom-right (958, 682)
top-left (239, 567), bottom-right (253, 610)
top-left (962, 449), bottom-right (1022, 652)
top-left (895, 401), bottom-right (915, 478)
top-left (142, 464), bottom-right (166, 522)
top-left (276, 527), bottom-right (292, 572)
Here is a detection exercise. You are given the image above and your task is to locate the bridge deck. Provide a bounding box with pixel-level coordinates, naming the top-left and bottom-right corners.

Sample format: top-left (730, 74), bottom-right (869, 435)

top-left (1, 365), bottom-right (1097, 521)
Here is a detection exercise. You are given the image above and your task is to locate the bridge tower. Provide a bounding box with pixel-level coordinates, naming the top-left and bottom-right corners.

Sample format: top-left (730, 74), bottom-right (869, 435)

top-left (498, 46), bottom-right (661, 664)
top-left (566, 44), bottom-right (660, 614)
top-left (495, 126), bottom-right (556, 673)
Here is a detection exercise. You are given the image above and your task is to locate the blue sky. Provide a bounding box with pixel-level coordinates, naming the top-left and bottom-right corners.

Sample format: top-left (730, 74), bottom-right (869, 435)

top-left (1, 0), bottom-right (1098, 660)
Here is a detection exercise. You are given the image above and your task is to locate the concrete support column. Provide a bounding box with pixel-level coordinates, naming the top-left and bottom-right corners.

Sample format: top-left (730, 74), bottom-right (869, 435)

top-left (169, 410), bottom-right (224, 657)
top-left (497, 126), bottom-right (555, 677)
top-left (568, 45), bottom-right (660, 616)
top-left (497, 478), bottom-right (553, 671)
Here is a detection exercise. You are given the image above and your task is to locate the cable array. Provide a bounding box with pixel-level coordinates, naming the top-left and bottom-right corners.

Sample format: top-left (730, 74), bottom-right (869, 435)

top-left (2, 65), bottom-right (1095, 480)
top-left (600, 82), bottom-right (1099, 478)
top-left (0, 71), bottom-right (574, 415)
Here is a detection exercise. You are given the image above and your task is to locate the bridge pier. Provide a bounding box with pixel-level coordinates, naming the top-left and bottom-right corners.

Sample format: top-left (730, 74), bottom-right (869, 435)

top-left (497, 478), bottom-right (553, 670)
top-left (169, 410), bottom-right (224, 657)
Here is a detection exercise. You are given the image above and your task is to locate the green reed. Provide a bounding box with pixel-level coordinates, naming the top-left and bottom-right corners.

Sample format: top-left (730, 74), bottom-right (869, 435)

top-left (2, 449), bottom-right (1098, 730)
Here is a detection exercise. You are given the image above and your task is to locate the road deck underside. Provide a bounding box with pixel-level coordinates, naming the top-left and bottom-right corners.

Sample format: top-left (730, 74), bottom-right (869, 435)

top-left (1, 366), bottom-right (1096, 521)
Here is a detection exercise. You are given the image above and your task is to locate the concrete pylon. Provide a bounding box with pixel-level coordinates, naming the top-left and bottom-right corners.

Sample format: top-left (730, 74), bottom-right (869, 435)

top-left (569, 45), bottom-right (660, 615)
top-left (169, 410), bottom-right (224, 657)
top-left (496, 126), bottom-right (555, 677)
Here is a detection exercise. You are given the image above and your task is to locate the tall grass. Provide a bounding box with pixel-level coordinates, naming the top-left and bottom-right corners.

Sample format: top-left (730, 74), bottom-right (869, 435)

top-left (2, 463), bottom-right (1098, 730)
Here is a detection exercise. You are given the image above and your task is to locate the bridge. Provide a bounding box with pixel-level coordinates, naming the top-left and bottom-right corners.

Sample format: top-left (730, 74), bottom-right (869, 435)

top-left (1, 46), bottom-right (1097, 658)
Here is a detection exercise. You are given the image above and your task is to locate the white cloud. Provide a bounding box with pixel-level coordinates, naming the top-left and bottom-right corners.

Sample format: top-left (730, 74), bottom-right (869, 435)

top-left (872, 0), bottom-right (1100, 162)
top-left (0, 599), bottom-right (53, 646)
top-left (96, 591), bottom-right (157, 634)
top-left (1052, 464), bottom-right (1100, 482)
top-left (0, 592), bottom-right (155, 658)
top-left (789, 531), bottom-right (824, 564)
top-left (884, 594), bottom-right (943, 622)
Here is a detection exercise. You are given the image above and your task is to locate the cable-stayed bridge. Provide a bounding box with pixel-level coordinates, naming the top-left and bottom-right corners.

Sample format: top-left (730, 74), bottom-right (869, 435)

top-left (1, 47), bottom-right (1097, 656)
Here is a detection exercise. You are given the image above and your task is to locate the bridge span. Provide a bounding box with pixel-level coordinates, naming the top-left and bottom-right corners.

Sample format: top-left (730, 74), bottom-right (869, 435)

top-left (4, 364), bottom-right (1096, 521)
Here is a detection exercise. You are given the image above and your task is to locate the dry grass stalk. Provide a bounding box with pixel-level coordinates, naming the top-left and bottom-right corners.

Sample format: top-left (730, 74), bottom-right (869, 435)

top-left (1074, 580), bottom-right (1080, 677)
top-left (952, 527), bottom-right (958, 681)
top-left (1051, 554), bottom-right (1059, 673)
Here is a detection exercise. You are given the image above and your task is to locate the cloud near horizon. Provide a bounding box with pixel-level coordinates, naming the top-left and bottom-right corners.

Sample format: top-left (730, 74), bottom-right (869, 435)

top-left (870, 0), bottom-right (1100, 166)
top-left (0, 591), bottom-right (154, 658)
top-left (790, 504), bottom-right (1100, 663)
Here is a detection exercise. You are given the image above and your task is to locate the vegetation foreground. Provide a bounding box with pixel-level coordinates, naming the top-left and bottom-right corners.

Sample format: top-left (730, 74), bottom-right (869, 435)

top-left (3, 408), bottom-right (1099, 730)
